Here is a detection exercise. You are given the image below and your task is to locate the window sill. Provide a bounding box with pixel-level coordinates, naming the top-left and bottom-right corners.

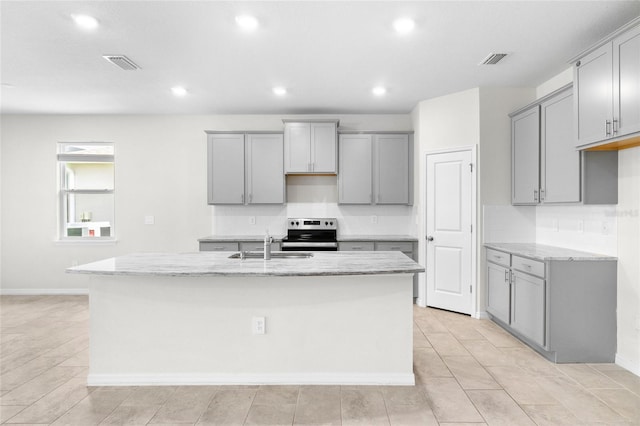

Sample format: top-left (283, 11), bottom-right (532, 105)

top-left (54, 238), bottom-right (118, 246)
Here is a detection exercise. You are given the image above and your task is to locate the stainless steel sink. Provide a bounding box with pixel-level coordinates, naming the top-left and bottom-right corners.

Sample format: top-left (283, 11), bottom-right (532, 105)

top-left (228, 251), bottom-right (314, 259)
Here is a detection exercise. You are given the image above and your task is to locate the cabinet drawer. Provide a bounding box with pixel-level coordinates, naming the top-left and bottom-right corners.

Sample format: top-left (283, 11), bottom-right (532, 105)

top-left (239, 242), bottom-right (281, 252)
top-left (486, 249), bottom-right (510, 267)
top-left (338, 241), bottom-right (375, 251)
top-left (512, 255), bottom-right (545, 278)
top-left (199, 242), bottom-right (239, 252)
top-left (375, 241), bottom-right (413, 253)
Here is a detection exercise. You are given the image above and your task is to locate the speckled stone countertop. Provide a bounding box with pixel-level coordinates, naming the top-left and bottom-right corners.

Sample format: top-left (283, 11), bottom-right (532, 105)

top-left (67, 251), bottom-right (425, 277)
top-left (338, 235), bottom-right (417, 242)
top-left (484, 243), bottom-right (617, 261)
top-left (198, 235), bottom-right (285, 242)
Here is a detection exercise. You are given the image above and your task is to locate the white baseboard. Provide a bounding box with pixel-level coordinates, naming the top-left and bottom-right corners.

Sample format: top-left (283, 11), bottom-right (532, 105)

top-left (0, 288), bottom-right (88, 296)
top-left (475, 310), bottom-right (489, 320)
top-left (87, 372), bottom-right (416, 387)
top-left (615, 353), bottom-right (640, 377)
top-left (416, 298), bottom-right (426, 307)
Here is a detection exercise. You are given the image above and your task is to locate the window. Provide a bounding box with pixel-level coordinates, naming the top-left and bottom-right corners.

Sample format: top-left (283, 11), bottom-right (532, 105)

top-left (58, 142), bottom-right (114, 240)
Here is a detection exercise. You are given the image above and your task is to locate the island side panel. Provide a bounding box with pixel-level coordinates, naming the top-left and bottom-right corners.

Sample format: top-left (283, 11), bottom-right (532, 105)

top-left (88, 274), bottom-right (414, 385)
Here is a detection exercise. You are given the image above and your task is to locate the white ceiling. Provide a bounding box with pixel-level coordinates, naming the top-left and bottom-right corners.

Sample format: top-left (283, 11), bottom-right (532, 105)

top-left (2, 1), bottom-right (639, 115)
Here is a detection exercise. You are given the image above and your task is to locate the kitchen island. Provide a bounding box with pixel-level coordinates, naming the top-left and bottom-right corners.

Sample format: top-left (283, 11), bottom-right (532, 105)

top-left (68, 251), bottom-right (423, 386)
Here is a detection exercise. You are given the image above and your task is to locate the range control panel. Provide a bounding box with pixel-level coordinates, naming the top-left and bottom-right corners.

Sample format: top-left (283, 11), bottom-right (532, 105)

top-left (287, 218), bottom-right (337, 230)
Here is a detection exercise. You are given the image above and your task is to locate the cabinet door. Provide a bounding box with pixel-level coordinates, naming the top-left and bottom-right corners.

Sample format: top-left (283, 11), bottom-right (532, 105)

top-left (207, 134), bottom-right (245, 204)
top-left (574, 43), bottom-right (614, 147)
top-left (338, 134), bottom-right (372, 204)
top-left (511, 271), bottom-right (545, 347)
top-left (511, 107), bottom-right (540, 205)
top-left (375, 134), bottom-right (410, 204)
top-left (338, 241), bottom-right (375, 251)
top-left (541, 89), bottom-right (580, 203)
top-left (284, 123), bottom-right (311, 173)
top-left (311, 122), bottom-right (337, 173)
top-left (486, 262), bottom-right (510, 324)
top-left (246, 134), bottom-right (284, 204)
top-left (613, 24), bottom-right (640, 138)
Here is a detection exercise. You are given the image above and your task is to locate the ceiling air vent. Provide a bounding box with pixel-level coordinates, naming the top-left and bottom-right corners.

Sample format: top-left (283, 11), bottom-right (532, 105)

top-left (103, 55), bottom-right (140, 71)
top-left (479, 53), bottom-right (508, 65)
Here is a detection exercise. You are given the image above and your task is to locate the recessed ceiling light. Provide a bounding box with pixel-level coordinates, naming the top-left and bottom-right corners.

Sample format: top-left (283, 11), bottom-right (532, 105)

top-left (372, 86), bottom-right (387, 96)
top-left (235, 15), bottom-right (259, 31)
top-left (393, 18), bottom-right (415, 34)
top-left (171, 86), bottom-right (188, 97)
top-left (71, 14), bottom-right (99, 30)
top-left (273, 86), bottom-right (287, 96)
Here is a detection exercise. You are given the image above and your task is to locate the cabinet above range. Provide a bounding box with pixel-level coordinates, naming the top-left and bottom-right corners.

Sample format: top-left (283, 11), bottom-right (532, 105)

top-left (283, 120), bottom-right (338, 174)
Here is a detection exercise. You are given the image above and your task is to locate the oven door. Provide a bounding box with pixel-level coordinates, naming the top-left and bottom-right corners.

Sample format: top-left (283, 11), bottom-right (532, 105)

top-left (281, 241), bottom-right (338, 251)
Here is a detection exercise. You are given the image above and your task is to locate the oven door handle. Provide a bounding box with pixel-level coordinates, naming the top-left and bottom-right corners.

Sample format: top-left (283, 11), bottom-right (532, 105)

top-left (281, 242), bottom-right (338, 248)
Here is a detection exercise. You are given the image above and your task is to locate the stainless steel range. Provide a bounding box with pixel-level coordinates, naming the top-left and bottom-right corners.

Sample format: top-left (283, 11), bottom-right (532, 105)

top-left (281, 218), bottom-right (338, 251)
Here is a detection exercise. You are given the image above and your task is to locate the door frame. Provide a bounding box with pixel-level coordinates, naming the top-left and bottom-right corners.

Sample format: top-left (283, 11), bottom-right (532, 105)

top-left (419, 145), bottom-right (477, 317)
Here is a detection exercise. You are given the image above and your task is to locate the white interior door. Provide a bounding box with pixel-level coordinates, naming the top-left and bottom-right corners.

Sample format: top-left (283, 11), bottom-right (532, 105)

top-left (426, 149), bottom-right (473, 315)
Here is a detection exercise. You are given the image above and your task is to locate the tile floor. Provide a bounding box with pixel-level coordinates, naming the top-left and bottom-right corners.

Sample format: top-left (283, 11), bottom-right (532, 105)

top-left (1, 295), bottom-right (639, 425)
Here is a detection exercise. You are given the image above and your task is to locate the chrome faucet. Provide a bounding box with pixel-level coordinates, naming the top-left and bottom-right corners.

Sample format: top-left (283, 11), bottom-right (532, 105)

top-left (264, 230), bottom-right (273, 260)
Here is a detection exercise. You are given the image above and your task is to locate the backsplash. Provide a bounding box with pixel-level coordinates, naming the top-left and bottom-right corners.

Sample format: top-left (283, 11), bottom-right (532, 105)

top-left (210, 176), bottom-right (416, 237)
top-left (483, 204), bottom-right (617, 256)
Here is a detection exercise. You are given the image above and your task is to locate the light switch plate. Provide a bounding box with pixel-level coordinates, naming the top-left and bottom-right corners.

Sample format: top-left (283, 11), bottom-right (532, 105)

top-left (144, 215), bottom-right (155, 225)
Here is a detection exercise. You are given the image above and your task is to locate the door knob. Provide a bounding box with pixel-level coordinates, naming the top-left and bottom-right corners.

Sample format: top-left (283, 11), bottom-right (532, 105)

top-left (427, 236), bottom-right (434, 241)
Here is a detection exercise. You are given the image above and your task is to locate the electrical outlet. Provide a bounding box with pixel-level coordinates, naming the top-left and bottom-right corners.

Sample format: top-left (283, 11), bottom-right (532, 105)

top-left (252, 317), bottom-right (265, 335)
top-left (144, 215), bottom-right (155, 225)
top-left (249, 216), bottom-right (256, 225)
top-left (371, 215), bottom-right (378, 224)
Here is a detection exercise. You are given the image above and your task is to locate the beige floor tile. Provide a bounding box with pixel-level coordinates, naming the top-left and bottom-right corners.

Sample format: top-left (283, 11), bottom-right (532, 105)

top-left (99, 404), bottom-right (161, 425)
top-left (590, 388), bottom-right (640, 421)
top-left (50, 388), bottom-right (133, 426)
top-left (445, 324), bottom-right (486, 341)
top-left (520, 404), bottom-right (582, 426)
top-left (0, 405), bottom-right (27, 423)
top-left (414, 317), bottom-right (448, 334)
top-left (557, 364), bottom-right (624, 389)
top-left (412, 326), bottom-right (432, 348)
top-left (58, 349), bottom-right (90, 367)
top-left (535, 375), bottom-right (626, 423)
top-left (253, 385), bottom-right (299, 405)
top-left (380, 385), bottom-right (427, 406)
top-left (500, 347), bottom-right (561, 377)
top-left (149, 385), bottom-right (217, 424)
top-left (461, 340), bottom-right (516, 367)
top-left (421, 378), bottom-right (483, 423)
top-left (442, 356), bottom-right (501, 390)
top-left (413, 348), bottom-right (452, 383)
top-left (196, 388), bottom-right (256, 425)
top-left (0, 356), bottom-right (68, 391)
top-left (120, 386), bottom-right (177, 406)
top-left (0, 366), bottom-right (86, 406)
top-left (341, 387), bottom-right (389, 426)
top-left (425, 333), bottom-right (470, 357)
top-left (293, 385), bottom-right (341, 425)
top-left (467, 389), bottom-right (534, 425)
top-left (487, 365), bottom-right (559, 405)
top-left (438, 424), bottom-right (487, 426)
top-left (6, 377), bottom-right (93, 424)
top-left (598, 369), bottom-right (640, 396)
top-left (474, 326), bottom-right (523, 348)
top-left (386, 403), bottom-right (438, 426)
top-left (245, 403), bottom-right (296, 425)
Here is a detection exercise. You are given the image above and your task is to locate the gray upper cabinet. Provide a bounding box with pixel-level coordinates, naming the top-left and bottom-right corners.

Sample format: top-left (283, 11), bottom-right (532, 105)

top-left (574, 18), bottom-right (640, 148)
top-left (541, 88), bottom-right (580, 203)
top-left (511, 106), bottom-right (540, 205)
top-left (207, 133), bottom-right (245, 204)
top-left (338, 134), bottom-right (372, 204)
top-left (338, 132), bottom-right (413, 205)
top-left (511, 86), bottom-right (618, 205)
top-left (376, 134), bottom-right (411, 204)
top-left (283, 120), bottom-right (338, 174)
top-left (207, 132), bottom-right (284, 205)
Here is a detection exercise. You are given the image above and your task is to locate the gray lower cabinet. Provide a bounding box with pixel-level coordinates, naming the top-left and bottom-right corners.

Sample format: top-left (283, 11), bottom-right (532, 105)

top-left (338, 241), bottom-right (375, 251)
top-left (338, 133), bottom-right (413, 205)
top-left (206, 132), bottom-right (284, 205)
top-left (200, 241), bottom-right (239, 252)
top-left (485, 247), bottom-right (617, 363)
top-left (199, 240), bottom-right (281, 252)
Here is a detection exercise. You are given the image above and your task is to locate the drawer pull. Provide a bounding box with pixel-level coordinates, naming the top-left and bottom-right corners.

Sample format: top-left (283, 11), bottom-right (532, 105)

top-left (352, 246), bottom-right (362, 250)
top-left (390, 246), bottom-right (401, 250)
top-left (504, 270), bottom-right (509, 282)
top-left (213, 247), bottom-right (224, 251)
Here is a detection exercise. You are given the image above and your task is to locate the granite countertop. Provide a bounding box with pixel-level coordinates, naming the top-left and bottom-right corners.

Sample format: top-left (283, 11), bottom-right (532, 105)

top-left (338, 235), bottom-right (417, 242)
top-left (199, 235), bottom-right (285, 242)
top-left (67, 251), bottom-right (425, 277)
top-left (484, 243), bottom-right (617, 261)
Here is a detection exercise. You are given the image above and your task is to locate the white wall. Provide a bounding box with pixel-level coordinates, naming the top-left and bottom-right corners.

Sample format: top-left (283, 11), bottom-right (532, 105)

top-left (616, 146), bottom-right (640, 374)
top-left (0, 114), bottom-right (411, 293)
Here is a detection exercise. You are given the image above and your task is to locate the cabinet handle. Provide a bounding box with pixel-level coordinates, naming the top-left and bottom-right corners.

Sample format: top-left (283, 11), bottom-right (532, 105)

top-left (533, 189), bottom-right (538, 202)
top-left (241, 194), bottom-right (244, 203)
top-left (352, 246), bottom-right (362, 250)
top-left (613, 119), bottom-right (618, 135)
top-left (390, 246), bottom-right (401, 250)
top-left (606, 120), bottom-right (611, 136)
top-left (540, 188), bottom-right (545, 201)
top-left (312, 162), bottom-right (315, 172)
top-left (504, 270), bottom-right (509, 282)
top-left (369, 193), bottom-right (372, 202)
top-left (249, 194), bottom-right (252, 203)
